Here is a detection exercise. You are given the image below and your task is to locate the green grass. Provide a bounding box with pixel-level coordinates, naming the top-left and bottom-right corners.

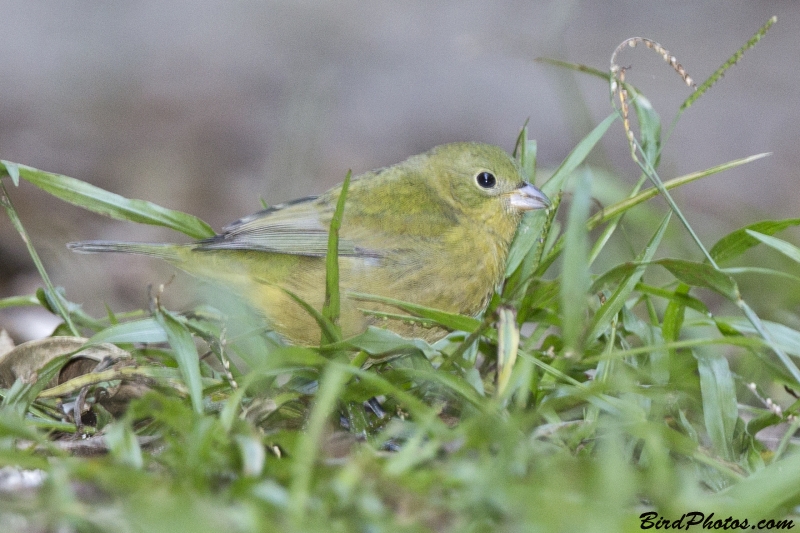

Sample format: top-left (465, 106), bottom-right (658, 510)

top-left (2, 20), bottom-right (799, 532)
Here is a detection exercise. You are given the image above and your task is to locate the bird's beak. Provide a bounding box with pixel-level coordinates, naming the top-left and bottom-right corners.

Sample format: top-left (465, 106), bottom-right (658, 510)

top-left (507, 183), bottom-right (551, 211)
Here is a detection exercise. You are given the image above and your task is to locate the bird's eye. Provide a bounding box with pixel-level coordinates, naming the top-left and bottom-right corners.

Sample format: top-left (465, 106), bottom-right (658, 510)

top-left (475, 171), bottom-right (496, 189)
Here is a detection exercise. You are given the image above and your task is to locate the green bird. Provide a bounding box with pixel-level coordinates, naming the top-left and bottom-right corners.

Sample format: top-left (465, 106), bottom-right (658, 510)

top-left (70, 143), bottom-right (550, 345)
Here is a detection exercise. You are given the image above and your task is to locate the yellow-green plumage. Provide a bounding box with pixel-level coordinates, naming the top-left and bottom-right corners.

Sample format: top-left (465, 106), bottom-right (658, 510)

top-left (70, 143), bottom-right (550, 345)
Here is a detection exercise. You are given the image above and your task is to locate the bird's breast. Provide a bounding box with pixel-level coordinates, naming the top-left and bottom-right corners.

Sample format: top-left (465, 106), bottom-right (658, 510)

top-left (340, 225), bottom-right (506, 317)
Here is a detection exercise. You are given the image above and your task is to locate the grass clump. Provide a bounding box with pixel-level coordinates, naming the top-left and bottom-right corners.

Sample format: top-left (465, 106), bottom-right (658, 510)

top-left (1, 18), bottom-right (799, 532)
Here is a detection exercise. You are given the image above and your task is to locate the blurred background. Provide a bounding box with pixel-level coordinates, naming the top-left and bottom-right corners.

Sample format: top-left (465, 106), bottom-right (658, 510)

top-left (1, 1), bottom-right (798, 341)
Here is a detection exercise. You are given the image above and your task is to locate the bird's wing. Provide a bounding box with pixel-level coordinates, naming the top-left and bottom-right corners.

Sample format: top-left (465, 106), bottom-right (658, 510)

top-left (195, 195), bottom-right (382, 258)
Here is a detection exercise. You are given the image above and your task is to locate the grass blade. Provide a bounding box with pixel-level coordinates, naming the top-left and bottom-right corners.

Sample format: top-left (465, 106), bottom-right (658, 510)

top-left (719, 317), bottom-right (800, 359)
top-left (587, 213), bottom-right (671, 342)
top-left (560, 169), bottom-right (592, 352)
top-left (496, 307), bottom-right (519, 398)
top-left (543, 113), bottom-right (617, 196)
top-left (0, 160), bottom-right (20, 186)
top-left (722, 267), bottom-right (800, 286)
top-left (3, 161), bottom-right (214, 239)
top-left (738, 300), bottom-right (800, 386)
top-left (539, 153), bottom-right (770, 277)
top-left (321, 170), bottom-right (351, 345)
top-left (655, 259), bottom-right (739, 301)
top-left (87, 318), bottom-right (168, 345)
top-left (347, 292), bottom-right (482, 333)
top-left (694, 347), bottom-right (738, 461)
top-left (710, 218), bottom-right (800, 265)
top-left (155, 308), bottom-right (204, 413)
top-left (588, 154), bottom-right (770, 231)
top-left (1, 182), bottom-right (79, 335)
top-left (700, 442), bottom-right (800, 517)
top-left (281, 286), bottom-right (340, 347)
top-left (288, 364), bottom-right (349, 525)
top-left (745, 230), bottom-right (800, 263)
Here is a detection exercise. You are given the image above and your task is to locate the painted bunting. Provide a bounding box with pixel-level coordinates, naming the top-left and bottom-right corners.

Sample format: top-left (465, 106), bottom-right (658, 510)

top-left (69, 143), bottom-right (550, 345)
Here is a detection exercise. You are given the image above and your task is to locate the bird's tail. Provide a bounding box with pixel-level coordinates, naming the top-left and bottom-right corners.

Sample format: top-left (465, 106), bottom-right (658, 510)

top-left (67, 241), bottom-right (184, 262)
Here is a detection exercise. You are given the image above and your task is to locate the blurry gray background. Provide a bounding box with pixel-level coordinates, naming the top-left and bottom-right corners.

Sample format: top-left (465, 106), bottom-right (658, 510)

top-left (1, 1), bottom-right (798, 341)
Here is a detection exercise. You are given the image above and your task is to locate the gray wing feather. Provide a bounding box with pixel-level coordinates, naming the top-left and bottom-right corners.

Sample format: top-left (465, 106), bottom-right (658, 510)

top-left (196, 195), bottom-right (381, 258)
